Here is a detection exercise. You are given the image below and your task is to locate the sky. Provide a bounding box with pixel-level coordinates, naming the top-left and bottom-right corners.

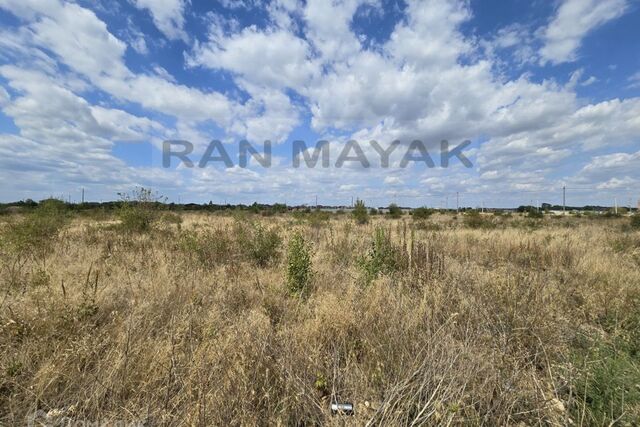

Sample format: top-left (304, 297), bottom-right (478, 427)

top-left (0, 0), bottom-right (639, 208)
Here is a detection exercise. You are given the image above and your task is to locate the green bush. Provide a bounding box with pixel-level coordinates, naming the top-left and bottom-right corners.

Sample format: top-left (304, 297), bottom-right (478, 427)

top-left (359, 227), bottom-right (404, 284)
top-left (463, 210), bottom-right (495, 229)
top-left (271, 203), bottom-right (288, 214)
top-left (235, 221), bottom-right (282, 267)
top-left (307, 210), bottom-right (331, 228)
top-left (631, 214), bottom-right (640, 229)
top-left (117, 188), bottom-right (164, 233)
top-left (352, 199), bottom-right (369, 224)
top-left (387, 203), bottom-right (402, 219)
top-left (527, 208), bottom-right (543, 219)
top-left (412, 207), bottom-right (433, 220)
top-left (571, 337), bottom-right (640, 425)
top-left (178, 229), bottom-right (233, 269)
top-left (1, 198), bottom-right (69, 257)
top-left (286, 232), bottom-right (313, 296)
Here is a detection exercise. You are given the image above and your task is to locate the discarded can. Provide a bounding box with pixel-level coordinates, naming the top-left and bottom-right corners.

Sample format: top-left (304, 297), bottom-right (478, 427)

top-left (331, 402), bottom-right (354, 416)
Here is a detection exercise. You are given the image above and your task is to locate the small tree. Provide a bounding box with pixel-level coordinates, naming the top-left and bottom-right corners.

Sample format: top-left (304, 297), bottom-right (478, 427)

top-left (286, 232), bottom-right (313, 296)
top-left (388, 203), bottom-right (402, 219)
top-left (117, 187), bottom-right (165, 233)
top-left (412, 206), bottom-right (433, 220)
top-left (359, 227), bottom-right (402, 285)
top-left (352, 199), bottom-right (369, 224)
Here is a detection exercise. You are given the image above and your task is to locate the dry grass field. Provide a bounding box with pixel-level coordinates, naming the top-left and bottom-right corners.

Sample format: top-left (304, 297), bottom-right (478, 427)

top-left (1, 202), bottom-right (640, 425)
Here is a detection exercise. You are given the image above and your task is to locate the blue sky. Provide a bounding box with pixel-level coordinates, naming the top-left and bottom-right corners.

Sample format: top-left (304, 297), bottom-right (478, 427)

top-left (0, 0), bottom-right (639, 208)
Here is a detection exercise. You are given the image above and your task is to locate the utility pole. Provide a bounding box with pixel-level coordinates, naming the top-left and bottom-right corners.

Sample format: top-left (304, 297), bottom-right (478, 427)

top-left (81, 187), bottom-right (85, 204)
top-left (445, 195), bottom-right (448, 211)
top-left (456, 192), bottom-right (459, 213)
top-left (315, 195), bottom-right (318, 209)
top-left (562, 186), bottom-right (566, 215)
top-left (615, 197), bottom-right (618, 215)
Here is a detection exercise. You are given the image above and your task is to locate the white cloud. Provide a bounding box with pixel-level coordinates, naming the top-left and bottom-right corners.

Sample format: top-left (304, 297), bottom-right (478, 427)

top-left (0, 86), bottom-right (9, 107)
top-left (0, 0), bottom-right (638, 204)
top-left (628, 71), bottom-right (640, 88)
top-left (0, 65), bottom-right (166, 143)
top-left (188, 26), bottom-right (318, 91)
top-left (219, 0), bottom-right (261, 9)
top-left (132, 0), bottom-right (189, 41)
top-left (384, 176), bottom-right (404, 186)
top-left (183, 0), bottom-right (640, 200)
top-left (572, 150), bottom-right (640, 191)
top-left (539, 0), bottom-right (629, 65)
top-left (0, 64), bottom-right (187, 202)
top-left (302, 0), bottom-right (367, 61)
top-left (0, 0), bottom-right (271, 138)
top-left (387, 0), bottom-right (472, 70)
top-left (129, 35), bottom-right (148, 54)
top-left (229, 82), bottom-right (300, 143)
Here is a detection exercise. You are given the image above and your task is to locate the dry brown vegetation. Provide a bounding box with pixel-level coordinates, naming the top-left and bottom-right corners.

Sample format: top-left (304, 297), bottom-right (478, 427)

top-left (1, 205), bottom-right (640, 425)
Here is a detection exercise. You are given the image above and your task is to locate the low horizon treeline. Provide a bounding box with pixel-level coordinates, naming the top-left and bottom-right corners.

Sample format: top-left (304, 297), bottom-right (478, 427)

top-left (0, 197), bottom-right (634, 214)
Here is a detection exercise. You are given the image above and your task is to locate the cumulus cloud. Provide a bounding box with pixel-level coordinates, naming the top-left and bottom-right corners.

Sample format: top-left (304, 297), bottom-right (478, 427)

top-left (0, 0), bottom-right (638, 204)
top-left (0, 66), bottom-right (176, 201)
top-left (0, 0), bottom-right (303, 143)
top-left (188, 26), bottom-right (318, 91)
top-left (539, 0), bottom-right (629, 65)
top-left (132, 0), bottom-right (189, 41)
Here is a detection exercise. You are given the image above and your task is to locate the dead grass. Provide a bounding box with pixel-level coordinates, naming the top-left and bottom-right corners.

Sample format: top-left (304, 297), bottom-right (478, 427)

top-left (1, 212), bottom-right (639, 425)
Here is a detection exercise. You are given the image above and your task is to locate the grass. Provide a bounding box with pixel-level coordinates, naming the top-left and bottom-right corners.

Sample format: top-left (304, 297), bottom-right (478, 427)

top-left (0, 210), bottom-right (639, 425)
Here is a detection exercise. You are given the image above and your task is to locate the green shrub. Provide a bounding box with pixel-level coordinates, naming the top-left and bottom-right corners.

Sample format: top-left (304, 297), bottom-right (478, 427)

top-left (178, 229), bottom-right (233, 269)
top-left (631, 214), bottom-right (640, 229)
top-left (387, 203), bottom-right (402, 219)
top-left (1, 198), bottom-right (69, 257)
top-left (307, 210), bottom-right (331, 228)
top-left (117, 188), bottom-right (164, 233)
top-left (604, 208), bottom-right (627, 218)
top-left (235, 221), bottom-right (282, 267)
top-left (463, 210), bottom-right (495, 229)
top-left (286, 232), bottom-right (313, 296)
top-left (271, 203), bottom-right (288, 214)
top-left (571, 337), bottom-right (640, 425)
top-left (249, 202), bottom-right (261, 214)
top-left (412, 220), bottom-right (441, 231)
top-left (412, 207), bottom-right (433, 220)
top-left (527, 208), bottom-right (543, 219)
top-left (352, 199), bottom-right (369, 224)
top-left (359, 227), bottom-right (404, 284)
